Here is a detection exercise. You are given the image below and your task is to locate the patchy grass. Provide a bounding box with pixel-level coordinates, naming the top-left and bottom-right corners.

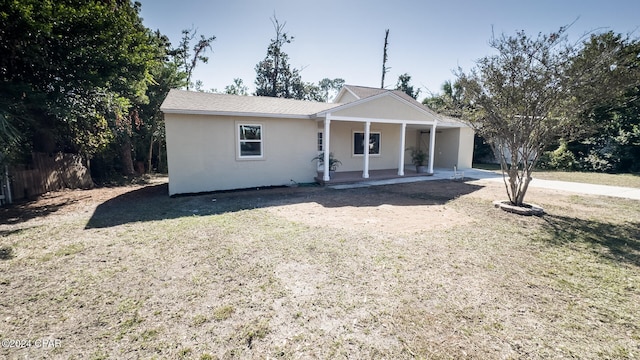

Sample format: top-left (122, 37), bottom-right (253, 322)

top-left (212, 305), bottom-right (235, 321)
top-left (0, 179), bottom-right (638, 359)
top-left (473, 162), bottom-right (502, 171)
top-left (533, 170), bottom-right (640, 188)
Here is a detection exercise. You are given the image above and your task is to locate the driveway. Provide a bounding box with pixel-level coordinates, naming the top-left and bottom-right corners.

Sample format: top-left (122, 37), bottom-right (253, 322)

top-left (449, 168), bottom-right (640, 201)
top-left (332, 168), bottom-right (640, 201)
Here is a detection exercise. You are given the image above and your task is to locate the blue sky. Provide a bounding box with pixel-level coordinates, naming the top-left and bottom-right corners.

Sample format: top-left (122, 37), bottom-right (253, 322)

top-left (139, 0), bottom-right (640, 100)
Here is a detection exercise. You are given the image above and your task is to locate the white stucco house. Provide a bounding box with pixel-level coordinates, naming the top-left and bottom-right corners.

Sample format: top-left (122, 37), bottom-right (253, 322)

top-left (160, 85), bottom-right (474, 196)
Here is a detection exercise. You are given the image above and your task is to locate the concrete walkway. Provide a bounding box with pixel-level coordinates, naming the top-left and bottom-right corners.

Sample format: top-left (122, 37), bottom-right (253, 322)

top-left (461, 168), bottom-right (640, 201)
top-left (330, 168), bottom-right (640, 201)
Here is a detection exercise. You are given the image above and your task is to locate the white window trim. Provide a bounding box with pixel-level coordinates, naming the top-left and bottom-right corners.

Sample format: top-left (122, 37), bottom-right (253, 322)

top-left (352, 130), bottom-right (381, 157)
top-left (316, 131), bottom-right (324, 170)
top-left (317, 131), bottom-right (324, 152)
top-left (237, 123), bottom-right (264, 160)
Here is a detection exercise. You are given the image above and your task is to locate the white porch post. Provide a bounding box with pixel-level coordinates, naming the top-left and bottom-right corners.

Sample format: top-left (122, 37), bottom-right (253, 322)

top-left (363, 121), bottom-right (370, 178)
top-left (398, 122), bottom-right (406, 176)
top-left (428, 123), bottom-right (437, 174)
top-left (323, 115), bottom-right (331, 181)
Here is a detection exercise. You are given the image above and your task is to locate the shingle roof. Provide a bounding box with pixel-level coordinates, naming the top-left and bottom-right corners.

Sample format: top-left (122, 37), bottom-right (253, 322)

top-left (161, 87), bottom-right (467, 128)
top-left (343, 85), bottom-right (388, 99)
top-left (161, 89), bottom-right (339, 117)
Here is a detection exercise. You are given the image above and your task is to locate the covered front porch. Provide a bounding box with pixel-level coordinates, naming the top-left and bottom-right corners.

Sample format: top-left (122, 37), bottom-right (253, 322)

top-left (313, 88), bottom-right (473, 184)
top-left (314, 167), bottom-right (434, 185)
top-left (315, 114), bottom-right (440, 182)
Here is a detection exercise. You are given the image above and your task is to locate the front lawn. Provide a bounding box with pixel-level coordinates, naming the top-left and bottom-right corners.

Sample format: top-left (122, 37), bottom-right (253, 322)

top-left (1, 178), bottom-right (638, 359)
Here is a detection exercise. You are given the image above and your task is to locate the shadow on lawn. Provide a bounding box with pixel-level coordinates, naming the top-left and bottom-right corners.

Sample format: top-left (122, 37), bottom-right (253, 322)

top-left (85, 180), bottom-right (484, 229)
top-left (0, 196), bottom-right (86, 226)
top-left (542, 214), bottom-right (640, 267)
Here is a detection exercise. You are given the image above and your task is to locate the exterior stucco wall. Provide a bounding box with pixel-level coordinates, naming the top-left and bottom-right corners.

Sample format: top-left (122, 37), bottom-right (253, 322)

top-left (433, 129), bottom-right (460, 169)
top-left (166, 114), bottom-right (317, 195)
top-left (456, 127), bottom-right (475, 169)
top-left (332, 95), bottom-right (435, 121)
top-left (430, 127), bottom-right (474, 169)
top-left (404, 129), bottom-right (420, 166)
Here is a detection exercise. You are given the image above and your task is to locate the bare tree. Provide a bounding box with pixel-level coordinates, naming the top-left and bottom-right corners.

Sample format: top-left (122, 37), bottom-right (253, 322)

top-left (381, 29), bottom-right (390, 89)
top-left (254, 14), bottom-right (299, 98)
top-left (175, 28), bottom-right (216, 90)
top-left (456, 27), bottom-right (578, 206)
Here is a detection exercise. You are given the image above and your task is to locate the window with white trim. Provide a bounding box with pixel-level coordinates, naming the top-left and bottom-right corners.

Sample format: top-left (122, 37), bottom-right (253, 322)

top-left (353, 131), bottom-right (380, 155)
top-left (238, 124), bottom-right (262, 158)
top-left (317, 132), bottom-right (323, 151)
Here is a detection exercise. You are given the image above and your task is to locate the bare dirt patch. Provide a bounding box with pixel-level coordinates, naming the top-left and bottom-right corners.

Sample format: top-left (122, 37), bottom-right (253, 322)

top-left (267, 201), bottom-right (469, 233)
top-left (264, 181), bottom-right (482, 233)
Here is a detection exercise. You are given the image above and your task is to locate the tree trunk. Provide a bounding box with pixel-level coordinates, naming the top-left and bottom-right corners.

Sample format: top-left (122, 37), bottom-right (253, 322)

top-left (147, 135), bottom-right (154, 174)
top-left (120, 136), bottom-right (136, 175)
top-left (157, 139), bottom-right (164, 173)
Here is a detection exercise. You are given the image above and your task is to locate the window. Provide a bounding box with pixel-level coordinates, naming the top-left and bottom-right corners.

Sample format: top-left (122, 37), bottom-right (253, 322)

top-left (317, 132), bottom-right (323, 151)
top-left (353, 132), bottom-right (380, 155)
top-left (238, 124), bottom-right (262, 158)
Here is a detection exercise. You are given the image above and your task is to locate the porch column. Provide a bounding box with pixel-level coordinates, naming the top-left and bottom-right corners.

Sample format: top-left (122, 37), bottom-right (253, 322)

top-left (428, 123), bottom-right (436, 174)
top-left (363, 120), bottom-right (370, 178)
top-left (398, 122), bottom-right (406, 176)
top-left (323, 115), bottom-right (332, 181)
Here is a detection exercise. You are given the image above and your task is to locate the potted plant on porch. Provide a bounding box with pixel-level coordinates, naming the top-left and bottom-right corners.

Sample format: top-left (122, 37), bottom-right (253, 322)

top-left (312, 152), bottom-right (342, 176)
top-left (409, 147), bottom-right (428, 173)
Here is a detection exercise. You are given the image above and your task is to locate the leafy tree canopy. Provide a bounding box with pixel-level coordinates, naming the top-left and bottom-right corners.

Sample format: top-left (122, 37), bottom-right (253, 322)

top-left (562, 32), bottom-right (640, 172)
top-left (225, 78), bottom-right (249, 96)
top-left (318, 78), bottom-right (345, 102)
top-left (395, 73), bottom-right (421, 100)
top-left (422, 80), bottom-right (464, 117)
top-left (456, 27), bottom-right (578, 206)
top-left (0, 0), bottom-right (158, 166)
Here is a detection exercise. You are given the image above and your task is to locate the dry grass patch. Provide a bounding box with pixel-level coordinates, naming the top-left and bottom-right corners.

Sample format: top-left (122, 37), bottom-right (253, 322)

top-left (0, 178), bottom-right (638, 358)
top-left (474, 164), bottom-right (640, 188)
top-left (533, 171), bottom-right (640, 188)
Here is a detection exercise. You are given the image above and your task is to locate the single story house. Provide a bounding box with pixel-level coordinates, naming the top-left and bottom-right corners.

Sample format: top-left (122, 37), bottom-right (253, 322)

top-left (160, 85), bottom-right (474, 196)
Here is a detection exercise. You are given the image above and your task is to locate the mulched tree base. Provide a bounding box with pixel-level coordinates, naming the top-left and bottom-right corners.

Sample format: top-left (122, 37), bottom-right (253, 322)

top-left (492, 200), bottom-right (544, 216)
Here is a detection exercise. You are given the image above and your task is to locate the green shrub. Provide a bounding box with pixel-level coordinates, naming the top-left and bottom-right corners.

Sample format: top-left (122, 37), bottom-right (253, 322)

top-left (538, 142), bottom-right (578, 171)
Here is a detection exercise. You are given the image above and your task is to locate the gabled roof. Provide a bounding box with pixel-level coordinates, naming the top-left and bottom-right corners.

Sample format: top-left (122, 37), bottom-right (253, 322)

top-left (339, 85), bottom-right (388, 100)
top-left (161, 89), bottom-right (338, 118)
top-left (332, 85), bottom-right (466, 127)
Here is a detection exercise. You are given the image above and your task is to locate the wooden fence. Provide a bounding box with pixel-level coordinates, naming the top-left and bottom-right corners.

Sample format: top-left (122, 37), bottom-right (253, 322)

top-left (8, 152), bottom-right (93, 201)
